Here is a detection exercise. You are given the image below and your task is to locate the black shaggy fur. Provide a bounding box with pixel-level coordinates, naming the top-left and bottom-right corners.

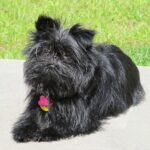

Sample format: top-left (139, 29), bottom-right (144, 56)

top-left (12, 15), bottom-right (144, 142)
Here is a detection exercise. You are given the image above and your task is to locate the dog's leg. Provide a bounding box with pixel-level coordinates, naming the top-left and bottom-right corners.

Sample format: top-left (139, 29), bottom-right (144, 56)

top-left (12, 110), bottom-right (38, 142)
top-left (32, 128), bottom-right (63, 142)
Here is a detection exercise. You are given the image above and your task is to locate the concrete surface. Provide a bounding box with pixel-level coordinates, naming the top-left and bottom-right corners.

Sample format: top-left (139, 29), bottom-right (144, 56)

top-left (0, 60), bottom-right (150, 150)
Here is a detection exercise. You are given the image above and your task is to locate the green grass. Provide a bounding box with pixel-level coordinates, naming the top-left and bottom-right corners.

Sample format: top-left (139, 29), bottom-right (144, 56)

top-left (0, 0), bottom-right (150, 65)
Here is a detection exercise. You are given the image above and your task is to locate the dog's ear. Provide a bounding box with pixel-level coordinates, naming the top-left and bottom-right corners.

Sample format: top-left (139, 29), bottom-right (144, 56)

top-left (69, 24), bottom-right (96, 48)
top-left (35, 15), bottom-right (60, 32)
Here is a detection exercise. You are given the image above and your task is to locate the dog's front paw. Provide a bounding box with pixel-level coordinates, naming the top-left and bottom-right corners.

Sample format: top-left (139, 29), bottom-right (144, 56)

top-left (32, 130), bottom-right (61, 142)
top-left (32, 132), bottom-right (52, 142)
top-left (13, 133), bottom-right (32, 142)
top-left (12, 126), bottom-right (35, 142)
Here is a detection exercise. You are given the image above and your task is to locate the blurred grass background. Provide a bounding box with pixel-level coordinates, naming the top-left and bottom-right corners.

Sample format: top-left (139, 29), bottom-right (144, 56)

top-left (0, 0), bottom-right (150, 65)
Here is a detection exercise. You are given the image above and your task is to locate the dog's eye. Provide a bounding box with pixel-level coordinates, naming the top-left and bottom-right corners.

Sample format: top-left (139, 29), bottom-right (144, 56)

top-left (63, 50), bottom-right (70, 57)
top-left (63, 52), bottom-right (69, 57)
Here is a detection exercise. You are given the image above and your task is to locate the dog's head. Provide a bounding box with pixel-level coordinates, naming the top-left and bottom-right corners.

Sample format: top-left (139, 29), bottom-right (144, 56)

top-left (24, 15), bottom-right (97, 101)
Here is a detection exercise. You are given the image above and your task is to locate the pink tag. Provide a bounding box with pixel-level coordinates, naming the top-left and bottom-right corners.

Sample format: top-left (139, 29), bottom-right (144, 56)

top-left (38, 96), bottom-right (49, 107)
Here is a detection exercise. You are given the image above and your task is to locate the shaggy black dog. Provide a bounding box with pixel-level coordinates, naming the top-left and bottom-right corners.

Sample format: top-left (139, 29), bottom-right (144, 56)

top-left (12, 15), bottom-right (144, 142)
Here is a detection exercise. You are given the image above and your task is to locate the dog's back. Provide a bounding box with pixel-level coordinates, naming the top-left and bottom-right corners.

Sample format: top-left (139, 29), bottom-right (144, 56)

top-left (93, 44), bottom-right (144, 117)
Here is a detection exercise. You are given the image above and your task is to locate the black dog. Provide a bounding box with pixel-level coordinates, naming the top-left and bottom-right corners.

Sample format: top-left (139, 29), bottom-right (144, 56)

top-left (12, 15), bottom-right (144, 142)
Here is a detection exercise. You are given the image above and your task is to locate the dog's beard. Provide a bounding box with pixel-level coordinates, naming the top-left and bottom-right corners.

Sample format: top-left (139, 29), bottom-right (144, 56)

top-left (24, 56), bottom-right (97, 105)
top-left (24, 54), bottom-right (94, 101)
top-left (24, 64), bottom-right (79, 102)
